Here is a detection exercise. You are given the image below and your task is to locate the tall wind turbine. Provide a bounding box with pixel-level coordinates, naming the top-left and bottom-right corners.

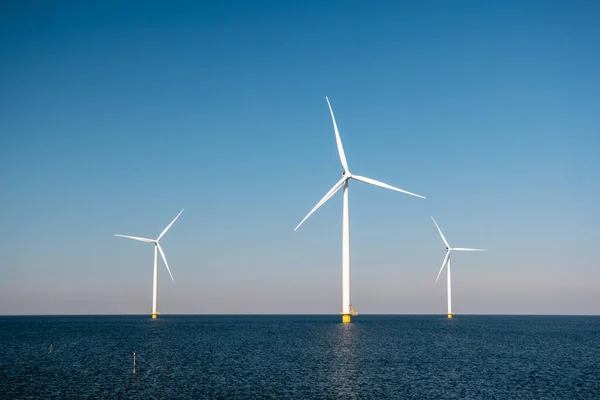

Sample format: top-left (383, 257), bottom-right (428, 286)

top-left (294, 97), bottom-right (425, 323)
top-left (114, 209), bottom-right (184, 319)
top-left (431, 216), bottom-right (485, 319)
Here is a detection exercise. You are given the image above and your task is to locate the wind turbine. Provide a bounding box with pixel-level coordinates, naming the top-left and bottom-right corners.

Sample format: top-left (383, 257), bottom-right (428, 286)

top-left (294, 97), bottom-right (425, 323)
top-left (431, 216), bottom-right (485, 319)
top-left (114, 209), bottom-right (184, 319)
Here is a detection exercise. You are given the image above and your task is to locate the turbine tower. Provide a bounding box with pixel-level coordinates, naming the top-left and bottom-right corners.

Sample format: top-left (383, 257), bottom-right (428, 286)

top-left (431, 216), bottom-right (485, 319)
top-left (295, 97), bottom-right (425, 323)
top-left (114, 209), bottom-right (184, 319)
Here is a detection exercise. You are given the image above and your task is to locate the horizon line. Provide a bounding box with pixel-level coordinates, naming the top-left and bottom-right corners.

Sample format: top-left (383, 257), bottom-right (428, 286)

top-left (1, 313), bottom-right (599, 317)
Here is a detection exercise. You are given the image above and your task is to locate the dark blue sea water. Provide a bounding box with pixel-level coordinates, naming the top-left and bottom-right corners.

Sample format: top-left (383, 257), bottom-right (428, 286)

top-left (1, 315), bottom-right (599, 399)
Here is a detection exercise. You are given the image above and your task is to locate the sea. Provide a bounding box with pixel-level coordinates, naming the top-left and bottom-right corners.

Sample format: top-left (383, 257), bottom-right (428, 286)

top-left (1, 315), bottom-right (598, 399)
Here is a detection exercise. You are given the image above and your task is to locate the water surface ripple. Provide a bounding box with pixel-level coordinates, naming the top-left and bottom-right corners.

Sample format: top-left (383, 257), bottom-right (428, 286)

top-left (1, 315), bottom-right (598, 399)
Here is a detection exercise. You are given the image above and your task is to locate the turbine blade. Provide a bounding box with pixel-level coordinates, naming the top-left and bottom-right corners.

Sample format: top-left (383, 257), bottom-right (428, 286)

top-left (294, 177), bottom-right (346, 231)
top-left (157, 209), bottom-right (184, 241)
top-left (430, 217), bottom-right (450, 248)
top-left (157, 243), bottom-right (174, 281)
top-left (453, 248), bottom-right (486, 251)
top-left (352, 175), bottom-right (426, 199)
top-left (113, 234), bottom-right (154, 243)
top-left (435, 251), bottom-right (451, 283)
top-left (326, 97), bottom-right (349, 173)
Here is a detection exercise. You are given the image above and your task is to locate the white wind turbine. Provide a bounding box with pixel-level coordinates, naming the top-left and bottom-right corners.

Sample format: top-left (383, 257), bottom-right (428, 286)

top-left (114, 209), bottom-right (184, 319)
top-left (294, 97), bottom-right (425, 323)
top-left (431, 216), bottom-right (485, 318)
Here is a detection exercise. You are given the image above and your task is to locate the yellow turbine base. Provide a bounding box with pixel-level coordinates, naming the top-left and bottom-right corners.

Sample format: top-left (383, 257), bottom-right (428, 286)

top-left (447, 313), bottom-right (453, 319)
top-left (152, 314), bottom-right (158, 319)
top-left (341, 305), bottom-right (358, 323)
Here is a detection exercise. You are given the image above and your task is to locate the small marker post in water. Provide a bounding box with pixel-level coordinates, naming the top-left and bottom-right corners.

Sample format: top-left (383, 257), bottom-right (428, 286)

top-left (133, 351), bottom-right (136, 374)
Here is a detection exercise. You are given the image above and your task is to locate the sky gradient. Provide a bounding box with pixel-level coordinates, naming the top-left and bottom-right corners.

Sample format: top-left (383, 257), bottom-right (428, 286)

top-left (1, 1), bottom-right (599, 315)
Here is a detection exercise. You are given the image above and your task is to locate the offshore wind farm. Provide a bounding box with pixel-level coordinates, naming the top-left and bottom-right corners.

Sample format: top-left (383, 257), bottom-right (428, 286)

top-left (3, 3), bottom-right (596, 319)
top-left (2, 1), bottom-right (599, 399)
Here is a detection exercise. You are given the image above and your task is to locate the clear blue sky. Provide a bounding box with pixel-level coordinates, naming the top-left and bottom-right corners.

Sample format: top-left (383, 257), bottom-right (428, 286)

top-left (1, 1), bottom-right (598, 315)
